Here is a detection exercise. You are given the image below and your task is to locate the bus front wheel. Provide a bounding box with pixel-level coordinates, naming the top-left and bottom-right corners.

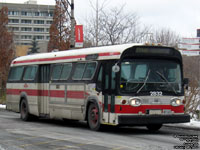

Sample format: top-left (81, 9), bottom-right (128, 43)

top-left (20, 99), bottom-right (31, 121)
top-left (87, 103), bottom-right (101, 131)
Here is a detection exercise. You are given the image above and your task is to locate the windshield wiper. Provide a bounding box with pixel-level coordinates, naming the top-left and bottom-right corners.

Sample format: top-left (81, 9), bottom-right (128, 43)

top-left (156, 71), bottom-right (177, 95)
top-left (136, 70), bottom-right (151, 94)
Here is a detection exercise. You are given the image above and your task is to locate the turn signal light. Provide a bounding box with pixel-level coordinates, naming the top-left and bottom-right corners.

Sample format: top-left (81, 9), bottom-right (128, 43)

top-left (121, 100), bottom-right (127, 105)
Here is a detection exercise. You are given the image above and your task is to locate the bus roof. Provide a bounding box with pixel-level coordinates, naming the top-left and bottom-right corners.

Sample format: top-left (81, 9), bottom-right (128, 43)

top-left (11, 43), bottom-right (180, 66)
top-left (11, 43), bottom-right (142, 66)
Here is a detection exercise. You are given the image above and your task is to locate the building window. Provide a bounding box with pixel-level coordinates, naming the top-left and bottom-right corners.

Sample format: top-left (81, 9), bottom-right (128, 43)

top-left (34, 36), bottom-right (44, 40)
top-left (14, 35), bottom-right (19, 39)
top-left (8, 19), bottom-right (19, 23)
top-left (21, 27), bottom-right (32, 31)
top-left (35, 12), bottom-right (40, 16)
top-left (21, 20), bottom-right (32, 24)
top-left (46, 28), bottom-right (49, 32)
top-left (34, 28), bottom-right (44, 32)
top-left (49, 12), bottom-right (53, 17)
top-left (8, 27), bottom-right (19, 31)
top-left (46, 20), bottom-right (53, 24)
top-left (46, 36), bottom-right (50, 40)
top-left (34, 20), bottom-right (44, 24)
top-left (21, 11), bottom-right (32, 16)
top-left (8, 11), bottom-right (19, 16)
top-left (21, 35), bottom-right (32, 39)
top-left (34, 12), bottom-right (48, 17)
top-left (40, 12), bottom-right (48, 16)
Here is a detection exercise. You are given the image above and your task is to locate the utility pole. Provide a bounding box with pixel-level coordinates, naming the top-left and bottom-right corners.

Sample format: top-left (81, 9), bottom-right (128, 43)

top-left (70, 0), bottom-right (75, 48)
top-left (95, 0), bottom-right (99, 46)
top-left (60, 0), bottom-right (75, 48)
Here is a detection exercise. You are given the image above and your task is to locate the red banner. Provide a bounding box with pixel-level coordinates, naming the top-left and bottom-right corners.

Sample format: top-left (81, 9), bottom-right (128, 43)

top-left (75, 25), bottom-right (83, 47)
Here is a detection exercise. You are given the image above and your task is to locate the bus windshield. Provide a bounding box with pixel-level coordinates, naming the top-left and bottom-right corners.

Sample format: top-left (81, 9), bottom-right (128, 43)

top-left (120, 59), bottom-right (182, 95)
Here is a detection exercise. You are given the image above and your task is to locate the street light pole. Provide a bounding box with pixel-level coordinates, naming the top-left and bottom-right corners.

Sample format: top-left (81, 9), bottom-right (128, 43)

top-left (70, 0), bottom-right (75, 48)
top-left (60, 0), bottom-right (75, 48)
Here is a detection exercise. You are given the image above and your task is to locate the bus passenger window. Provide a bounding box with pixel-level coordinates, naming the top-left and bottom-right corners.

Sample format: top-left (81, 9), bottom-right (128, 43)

top-left (73, 63), bottom-right (86, 80)
top-left (60, 63), bottom-right (72, 80)
top-left (83, 62), bottom-right (97, 79)
top-left (8, 66), bottom-right (24, 81)
top-left (23, 66), bottom-right (38, 80)
top-left (52, 64), bottom-right (63, 80)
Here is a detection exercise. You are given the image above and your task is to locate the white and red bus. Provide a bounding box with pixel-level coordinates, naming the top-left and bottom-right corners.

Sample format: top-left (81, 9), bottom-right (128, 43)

top-left (6, 43), bottom-right (190, 131)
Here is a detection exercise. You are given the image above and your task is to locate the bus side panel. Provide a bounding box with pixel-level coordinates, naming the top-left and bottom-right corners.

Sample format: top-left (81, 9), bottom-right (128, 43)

top-left (66, 83), bottom-right (85, 120)
top-left (6, 83), bottom-right (20, 112)
top-left (6, 83), bottom-right (39, 116)
top-left (49, 83), bottom-right (71, 119)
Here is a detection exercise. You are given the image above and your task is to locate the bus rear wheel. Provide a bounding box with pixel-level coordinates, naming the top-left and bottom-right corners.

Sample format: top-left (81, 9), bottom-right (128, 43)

top-left (146, 124), bottom-right (162, 131)
top-left (20, 99), bottom-right (31, 121)
top-left (87, 103), bottom-right (101, 131)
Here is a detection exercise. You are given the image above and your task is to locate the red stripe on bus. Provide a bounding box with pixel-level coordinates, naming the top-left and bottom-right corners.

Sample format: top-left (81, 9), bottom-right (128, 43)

top-left (13, 55), bottom-right (86, 64)
top-left (12, 52), bottom-right (121, 64)
top-left (6, 89), bottom-right (88, 99)
top-left (114, 105), bottom-right (184, 113)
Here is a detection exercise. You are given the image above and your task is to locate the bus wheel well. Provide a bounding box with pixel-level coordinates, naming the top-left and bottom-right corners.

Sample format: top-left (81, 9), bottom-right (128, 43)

top-left (85, 100), bottom-right (96, 121)
top-left (19, 97), bottom-right (26, 111)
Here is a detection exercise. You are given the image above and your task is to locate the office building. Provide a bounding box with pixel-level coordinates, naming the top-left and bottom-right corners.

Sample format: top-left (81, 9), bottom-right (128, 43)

top-left (0, 0), bottom-right (55, 53)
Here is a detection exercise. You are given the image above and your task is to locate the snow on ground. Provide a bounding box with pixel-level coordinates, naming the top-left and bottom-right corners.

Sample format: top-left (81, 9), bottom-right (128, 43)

top-left (0, 104), bottom-right (6, 109)
top-left (180, 119), bottom-right (200, 128)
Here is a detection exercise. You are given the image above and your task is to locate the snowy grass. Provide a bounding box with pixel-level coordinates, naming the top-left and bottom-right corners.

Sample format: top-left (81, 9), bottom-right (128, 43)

top-left (0, 104), bottom-right (6, 109)
top-left (181, 119), bottom-right (200, 128)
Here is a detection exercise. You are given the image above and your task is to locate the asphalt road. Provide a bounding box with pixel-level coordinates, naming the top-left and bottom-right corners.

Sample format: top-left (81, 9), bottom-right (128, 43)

top-left (0, 108), bottom-right (199, 150)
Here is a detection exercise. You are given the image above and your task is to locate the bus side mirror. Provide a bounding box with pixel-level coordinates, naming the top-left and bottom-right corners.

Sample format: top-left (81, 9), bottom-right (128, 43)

top-left (112, 64), bottom-right (120, 73)
top-left (183, 78), bottom-right (189, 90)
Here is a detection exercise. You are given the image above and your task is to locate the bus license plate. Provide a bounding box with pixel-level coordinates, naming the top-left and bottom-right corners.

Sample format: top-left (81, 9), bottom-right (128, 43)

top-left (149, 110), bottom-right (162, 115)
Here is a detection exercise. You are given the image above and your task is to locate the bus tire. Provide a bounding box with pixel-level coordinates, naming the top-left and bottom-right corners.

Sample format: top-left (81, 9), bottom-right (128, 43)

top-left (87, 103), bottom-right (101, 131)
top-left (146, 124), bottom-right (162, 131)
top-left (20, 99), bottom-right (31, 121)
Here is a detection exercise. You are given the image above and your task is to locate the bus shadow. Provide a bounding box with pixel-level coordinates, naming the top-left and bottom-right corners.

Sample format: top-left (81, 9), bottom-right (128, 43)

top-left (12, 114), bottom-right (173, 135)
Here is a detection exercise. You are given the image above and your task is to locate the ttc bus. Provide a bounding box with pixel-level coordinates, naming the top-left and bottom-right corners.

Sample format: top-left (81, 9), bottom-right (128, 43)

top-left (6, 43), bottom-right (190, 131)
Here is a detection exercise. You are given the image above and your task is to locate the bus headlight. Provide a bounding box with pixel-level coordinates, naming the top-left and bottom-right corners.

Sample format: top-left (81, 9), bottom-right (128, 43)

top-left (171, 98), bottom-right (182, 106)
top-left (129, 98), bottom-right (141, 107)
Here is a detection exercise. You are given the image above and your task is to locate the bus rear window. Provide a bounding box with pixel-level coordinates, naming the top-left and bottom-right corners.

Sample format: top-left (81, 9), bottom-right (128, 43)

top-left (8, 66), bottom-right (24, 81)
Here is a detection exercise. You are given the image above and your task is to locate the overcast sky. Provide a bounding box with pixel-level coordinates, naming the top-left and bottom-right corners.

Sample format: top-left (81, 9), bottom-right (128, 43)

top-left (1, 0), bottom-right (200, 37)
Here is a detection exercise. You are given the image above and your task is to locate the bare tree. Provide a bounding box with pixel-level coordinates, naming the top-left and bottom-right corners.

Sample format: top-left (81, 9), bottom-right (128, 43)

top-left (100, 6), bottom-right (138, 45)
top-left (85, 0), bottom-right (109, 46)
top-left (85, 4), bottom-right (151, 46)
top-left (151, 28), bottom-right (180, 47)
top-left (48, 0), bottom-right (70, 52)
top-left (0, 6), bottom-right (14, 96)
top-left (183, 56), bottom-right (200, 118)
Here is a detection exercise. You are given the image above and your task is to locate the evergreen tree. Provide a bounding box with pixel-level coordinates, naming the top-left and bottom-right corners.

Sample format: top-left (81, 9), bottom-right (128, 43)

top-left (28, 37), bottom-right (39, 54)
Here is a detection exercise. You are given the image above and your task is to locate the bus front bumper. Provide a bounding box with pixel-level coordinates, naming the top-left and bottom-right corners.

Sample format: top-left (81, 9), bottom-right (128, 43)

top-left (118, 114), bottom-right (190, 125)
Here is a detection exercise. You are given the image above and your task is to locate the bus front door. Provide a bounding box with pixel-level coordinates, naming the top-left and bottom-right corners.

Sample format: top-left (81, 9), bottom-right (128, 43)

top-left (102, 62), bottom-right (116, 124)
top-left (38, 65), bottom-right (50, 116)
